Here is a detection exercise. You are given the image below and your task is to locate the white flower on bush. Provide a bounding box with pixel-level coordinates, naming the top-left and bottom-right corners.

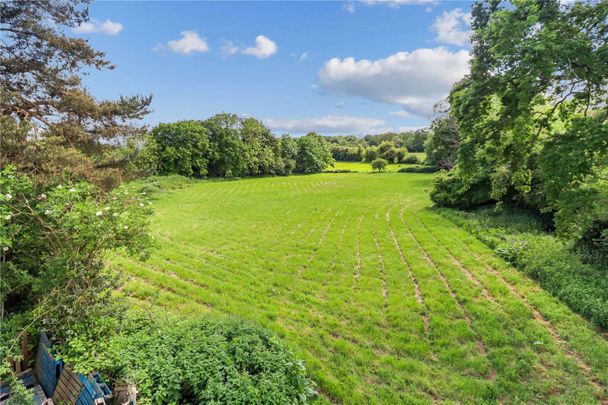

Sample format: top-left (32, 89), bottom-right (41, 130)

top-left (139, 203), bottom-right (144, 207)
top-left (96, 211), bottom-right (103, 217)
top-left (38, 193), bottom-right (47, 200)
top-left (5, 193), bottom-right (12, 200)
top-left (69, 188), bottom-right (77, 193)
top-left (44, 210), bottom-right (52, 215)
top-left (2, 246), bottom-right (8, 252)
top-left (124, 225), bottom-right (129, 230)
top-left (104, 206), bottom-right (111, 211)
top-left (112, 213), bottom-right (119, 217)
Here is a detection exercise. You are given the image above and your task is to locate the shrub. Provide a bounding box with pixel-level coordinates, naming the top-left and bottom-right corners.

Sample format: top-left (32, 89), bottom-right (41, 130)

top-left (400, 154), bottom-right (421, 164)
top-left (398, 166), bottom-right (437, 173)
top-left (430, 170), bottom-right (492, 208)
top-left (371, 158), bottom-right (388, 172)
top-left (97, 315), bottom-right (317, 404)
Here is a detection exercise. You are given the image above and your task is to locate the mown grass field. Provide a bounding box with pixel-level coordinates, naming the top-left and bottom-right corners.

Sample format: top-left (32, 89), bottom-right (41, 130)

top-left (112, 173), bottom-right (608, 404)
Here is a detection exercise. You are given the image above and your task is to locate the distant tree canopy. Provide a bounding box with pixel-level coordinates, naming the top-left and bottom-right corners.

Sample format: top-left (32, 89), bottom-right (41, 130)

top-left (0, 0), bottom-right (152, 189)
top-left (145, 116), bottom-right (335, 177)
top-left (430, 0), bottom-right (608, 251)
top-left (324, 130), bottom-right (428, 164)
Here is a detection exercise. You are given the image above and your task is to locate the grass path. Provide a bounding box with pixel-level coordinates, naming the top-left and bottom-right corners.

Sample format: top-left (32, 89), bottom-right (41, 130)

top-left (113, 173), bottom-right (608, 404)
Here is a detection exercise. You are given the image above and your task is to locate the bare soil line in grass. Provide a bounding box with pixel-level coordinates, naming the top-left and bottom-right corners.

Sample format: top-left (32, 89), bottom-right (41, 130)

top-left (386, 208), bottom-right (430, 336)
top-left (399, 209), bottom-right (496, 380)
top-left (298, 211), bottom-right (339, 277)
top-left (372, 219), bottom-right (389, 313)
top-left (354, 216), bottom-right (363, 282)
top-left (412, 216), bottom-right (497, 306)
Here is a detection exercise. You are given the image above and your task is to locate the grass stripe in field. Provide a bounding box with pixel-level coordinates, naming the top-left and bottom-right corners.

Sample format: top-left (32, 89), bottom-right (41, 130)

top-left (115, 173), bottom-right (608, 404)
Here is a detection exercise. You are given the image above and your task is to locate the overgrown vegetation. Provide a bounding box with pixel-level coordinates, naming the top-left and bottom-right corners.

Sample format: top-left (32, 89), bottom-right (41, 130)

top-left (71, 313), bottom-right (316, 404)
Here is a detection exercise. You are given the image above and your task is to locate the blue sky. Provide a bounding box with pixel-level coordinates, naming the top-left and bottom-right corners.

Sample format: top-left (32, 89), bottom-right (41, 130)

top-left (77, 0), bottom-right (473, 135)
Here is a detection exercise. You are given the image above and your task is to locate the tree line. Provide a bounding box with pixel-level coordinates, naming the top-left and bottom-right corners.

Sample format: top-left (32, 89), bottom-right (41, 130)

top-left (424, 0), bottom-right (608, 255)
top-left (324, 130), bottom-right (428, 164)
top-left (140, 116), bottom-right (335, 178)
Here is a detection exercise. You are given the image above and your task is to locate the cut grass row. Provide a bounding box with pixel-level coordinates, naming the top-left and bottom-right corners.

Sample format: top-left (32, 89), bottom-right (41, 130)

top-left (113, 173), bottom-right (608, 403)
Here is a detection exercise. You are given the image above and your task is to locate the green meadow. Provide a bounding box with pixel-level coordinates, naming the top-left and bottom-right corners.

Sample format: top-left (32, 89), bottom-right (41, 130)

top-left (113, 173), bottom-right (608, 404)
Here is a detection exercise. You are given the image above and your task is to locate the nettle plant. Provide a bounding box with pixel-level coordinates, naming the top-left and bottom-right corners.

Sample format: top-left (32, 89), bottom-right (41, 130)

top-left (0, 166), bottom-right (153, 372)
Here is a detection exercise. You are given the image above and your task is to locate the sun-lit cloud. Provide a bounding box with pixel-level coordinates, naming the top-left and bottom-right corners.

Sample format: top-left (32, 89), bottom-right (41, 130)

top-left (74, 19), bottom-right (123, 35)
top-left (264, 115), bottom-right (385, 135)
top-left (242, 35), bottom-right (278, 59)
top-left (318, 47), bottom-right (469, 116)
top-left (158, 31), bottom-right (209, 55)
top-left (432, 9), bottom-right (472, 46)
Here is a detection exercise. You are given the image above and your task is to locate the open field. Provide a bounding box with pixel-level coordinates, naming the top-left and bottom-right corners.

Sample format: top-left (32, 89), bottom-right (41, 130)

top-left (113, 173), bottom-right (608, 404)
top-left (331, 153), bottom-right (426, 172)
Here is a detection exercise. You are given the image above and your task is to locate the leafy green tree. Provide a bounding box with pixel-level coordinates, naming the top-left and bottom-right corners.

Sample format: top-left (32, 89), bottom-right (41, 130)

top-left (433, 0), bottom-right (608, 247)
top-left (240, 118), bottom-right (280, 176)
top-left (280, 134), bottom-right (298, 175)
top-left (203, 113), bottom-right (243, 177)
top-left (425, 116), bottom-right (461, 170)
top-left (371, 158), bottom-right (388, 172)
top-left (0, 0), bottom-right (152, 189)
top-left (150, 121), bottom-right (210, 177)
top-left (295, 133), bottom-right (334, 174)
top-left (364, 147), bottom-right (379, 162)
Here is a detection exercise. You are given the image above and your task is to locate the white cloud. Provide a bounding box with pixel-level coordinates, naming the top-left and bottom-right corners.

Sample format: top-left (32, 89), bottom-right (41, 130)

top-left (220, 40), bottom-right (240, 57)
top-left (264, 115), bottom-right (385, 135)
top-left (344, 2), bottom-right (356, 13)
top-left (164, 31), bottom-right (209, 55)
top-left (335, 102), bottom-right (345, 108)
top-left (432, 9), bottom-right (472, 46)
top-left (74, 19), bottom-right (123, 35)
top-left (318, 47), bottom-right (469, 116)
top-left (242, 35), bottom-right (278, 59)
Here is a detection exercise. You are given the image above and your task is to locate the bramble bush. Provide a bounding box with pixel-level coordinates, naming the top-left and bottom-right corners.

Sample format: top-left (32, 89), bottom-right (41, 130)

top-left (91, 314), bottom-right (317, 404)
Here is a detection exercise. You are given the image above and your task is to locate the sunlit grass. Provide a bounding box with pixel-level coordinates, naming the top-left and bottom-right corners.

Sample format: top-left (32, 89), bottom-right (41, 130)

top-left (112, 173), bottom-right (608, 403)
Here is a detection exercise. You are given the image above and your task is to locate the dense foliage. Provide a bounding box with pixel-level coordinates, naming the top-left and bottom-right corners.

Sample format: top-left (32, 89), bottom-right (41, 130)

top-left (146, 118), bottom-right (335, 177)
top-left (0, 166), bottom-right (153, 384)
top-left (425, 115), bottom-right (461, 170)
top-left (430, 0), bottom-right (608, 252)
top-left (88, 315), bottom-right (316, 404)
top-left (324, 131), bottom-right (429, 164)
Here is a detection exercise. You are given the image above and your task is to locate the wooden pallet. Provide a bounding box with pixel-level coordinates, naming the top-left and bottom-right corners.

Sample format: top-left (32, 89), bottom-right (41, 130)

top-left (52, 368), bottom-right (83, 405)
